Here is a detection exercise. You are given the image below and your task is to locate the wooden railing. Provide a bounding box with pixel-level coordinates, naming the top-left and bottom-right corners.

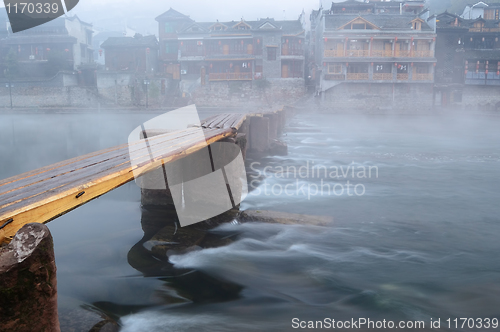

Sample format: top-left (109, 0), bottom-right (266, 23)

top-left (469, 27), bottom-right (500, 32)
top-left (412, 50), bottom-right (434, 58)
top-left (373, 73), bottom-right (393, 81)
top-left (412, 73), bottom-right (433, 81)
top-left (345, 50), bottom-right (370, 57)
top-left (397, 73), bottom-right (409, 81)
top-left (347, 73), bottom-right (369, 80)
top-left (371, 50), bottom-right (394, 57)
top-left (395, 50), bottom-right (411, 57)
top-left (324, 50), bottom-right (344, 57)
top-left (324, 49), bottom-right (434, 58)
top-left (209, 73), bottom-right (253, 81)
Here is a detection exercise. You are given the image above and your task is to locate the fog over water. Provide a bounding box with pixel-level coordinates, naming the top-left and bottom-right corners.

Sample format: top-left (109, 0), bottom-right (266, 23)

top-left (1, 110), bottom-right (500, 331)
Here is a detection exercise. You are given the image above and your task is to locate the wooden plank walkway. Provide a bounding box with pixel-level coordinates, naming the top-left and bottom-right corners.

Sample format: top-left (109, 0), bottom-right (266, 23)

top-left (0, 113), bottom-right (247, 244)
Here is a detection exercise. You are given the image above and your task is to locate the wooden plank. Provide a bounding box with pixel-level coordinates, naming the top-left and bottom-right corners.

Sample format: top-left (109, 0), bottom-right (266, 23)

top-left (0, 127), bottom-right (234, 243)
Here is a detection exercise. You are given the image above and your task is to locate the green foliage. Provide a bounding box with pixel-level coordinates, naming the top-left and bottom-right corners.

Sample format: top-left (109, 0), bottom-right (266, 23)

top-left (254, 78), bottom-right (270, 90)
top-left (228, 81), bottom-right (244, 94)
top-left (149, 81), bottom-right (160, 99)
top-left (3, 48), bottom-right (19, 80)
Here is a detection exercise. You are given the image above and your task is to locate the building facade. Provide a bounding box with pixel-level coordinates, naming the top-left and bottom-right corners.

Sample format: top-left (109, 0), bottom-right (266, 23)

top-left (0, 16), bottom-right (93, 72)
top-left (435, 8), bottom-right (500, 107)
top-left (310, 0), bottom-right (436, 110)
top-left (101, 34), bottom-right (159, 73)
top-left (155, 8), bottom-right (306, 83)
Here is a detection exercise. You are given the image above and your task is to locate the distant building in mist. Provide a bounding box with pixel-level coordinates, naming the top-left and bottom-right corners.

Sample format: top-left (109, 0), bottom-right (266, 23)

top-left (154, 8), bottom-right (306, 84)
top-left (0, 16), bottom-right (93, 73)
top-left (434, 6), bottom-right (500, 107)
top-left (100, 34), bottom-right (159, 73)
top-left (309, 0), bottom-right (437, 110)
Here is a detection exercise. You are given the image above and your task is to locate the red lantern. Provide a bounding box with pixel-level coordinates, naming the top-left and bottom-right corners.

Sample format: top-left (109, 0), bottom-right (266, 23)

top-left (35, 47), bottom-right (38, 55)
top-left (248, 62), bottom-right (251, 68)
top-left (180, 41), bottom-right (183, 46)
top-left (486, 60), bottom-right (489, 74)
top-left (146, 47), bottom-right (150, 54)
top-left (241, 40), bottom-right (244, 45)
top-left (230, 63), bottom-right (233, 68)
top-left (497, 62), bottom-right (500, 75)
top-left (210, 63), bottom-right (213, 68)
top-left (299, 39), bottom-right (302, 44)
top-left (218, 41), bottom-right (221, 45)
top-left (346, 62), bottom-right (349, 67)
top-left (257, 39), bottom-right (260, 44)
top-left (324, 37), bottom-right (328, 42)
top-left (46, 48), bottom-right (50, 51)
top-left (342, 7), bottom-right (345, 11)
top-left (98, 49), bottom-right (102, 56)
top-left (476, 60), bottom-right (480, 73)
top-left (465, 60), bottom-right (468, 75)
top-left (65, 48), bottom-right (69, 52)
top-left (395, 62), bottom-right (398, 66)
top-left (286, 39), bottom-right (289, 43)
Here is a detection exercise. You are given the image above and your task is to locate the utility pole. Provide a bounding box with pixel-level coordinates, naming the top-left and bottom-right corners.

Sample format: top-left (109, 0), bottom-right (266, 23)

top-left (4, 69), bottom-right (13, 109)
top-left (144, 79), bottom-right (150, 108)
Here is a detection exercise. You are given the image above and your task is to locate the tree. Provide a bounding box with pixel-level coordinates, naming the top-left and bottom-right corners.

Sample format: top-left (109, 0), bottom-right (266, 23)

top-left (45, 51), bottom-right (72, 76)
top-left (3, 48), bottom-right (19, 80)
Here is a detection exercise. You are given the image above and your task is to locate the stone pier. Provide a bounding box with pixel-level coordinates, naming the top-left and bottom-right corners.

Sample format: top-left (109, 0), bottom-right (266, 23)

top-left (0, 223), bottom-right (60, 332)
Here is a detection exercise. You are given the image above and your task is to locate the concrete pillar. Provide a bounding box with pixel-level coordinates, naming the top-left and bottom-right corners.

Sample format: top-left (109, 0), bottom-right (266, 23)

top-left (264, 113), bottom-right (278, 141)
top-left (249, 116), bottom-right (269, 152)
top-left (0, 223), bottom-right (60, 332)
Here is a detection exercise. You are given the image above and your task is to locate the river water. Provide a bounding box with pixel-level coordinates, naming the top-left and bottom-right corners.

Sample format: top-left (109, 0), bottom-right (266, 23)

top-left (1, 111), bottom-right (500, 331)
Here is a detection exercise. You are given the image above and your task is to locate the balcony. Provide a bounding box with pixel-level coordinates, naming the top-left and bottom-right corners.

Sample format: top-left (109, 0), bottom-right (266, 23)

top-left (208, 72), bottom-right (252, 81)
top-left (465, 72), bottom-right (500, 85)
top-left (395, 50), bottom-right (411, 57)
top-left (397, 73), bottom-right (409, 81)
top-left (347, 73), bottom-right (369, 80)
top-left (371, 50), bottom-right (393, 57)
top-left (373, 73), bottom-right (393, 80)
top-left (412, 73), bottom-right (433, 81)
top-left (324, 49), bottom-right (434, 58)
top-left (345, 50), bottom-right (370, 57)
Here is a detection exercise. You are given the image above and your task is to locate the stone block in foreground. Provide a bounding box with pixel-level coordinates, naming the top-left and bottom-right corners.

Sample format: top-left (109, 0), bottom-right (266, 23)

top-left (239, 210), bottom-right (333, 226)
top-left (0, 223), bottom-right (60, 332)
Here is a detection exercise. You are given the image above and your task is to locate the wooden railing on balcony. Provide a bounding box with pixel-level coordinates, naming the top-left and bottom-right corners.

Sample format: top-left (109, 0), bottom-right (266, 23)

top-left (412, 50), bottom-right (434, 58)
top-left (209, 73), bottom-right (252, 81)
top-left (347, 73), bottom-right (369, 80)
top-left (412, 73), bottom-right (433, 81)
top-left (397, 73), bottom-right (409, 81)
top-left (395, 50), bottom-right (411, 57)
top-left (371, 50), bottom-right (394, 57)
top-left (469, 27), bottom-right (500, 32)
top-left (324, 50), bottom-right (344, 57)
top-left (345, 50), bottom-right (370, 57)
top-left (373, 73), bottom-right (393, 80)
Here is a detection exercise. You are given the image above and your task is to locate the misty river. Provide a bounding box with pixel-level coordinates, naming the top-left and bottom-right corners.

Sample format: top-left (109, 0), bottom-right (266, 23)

top-left (1, 110), bottom-right (500, 331)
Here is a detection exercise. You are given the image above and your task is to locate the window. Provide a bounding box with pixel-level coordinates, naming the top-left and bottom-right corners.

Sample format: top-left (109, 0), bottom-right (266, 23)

top-left (412, 22), bottom-right (421, 30)
top-left (267, 47), bottom-right (277, 61)
top-left (165, 41), bottom-right (177, 54)
top-left (165, 22), bottom-right (174, 33)
top-left (328, 64), bottom-right (342, 74)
